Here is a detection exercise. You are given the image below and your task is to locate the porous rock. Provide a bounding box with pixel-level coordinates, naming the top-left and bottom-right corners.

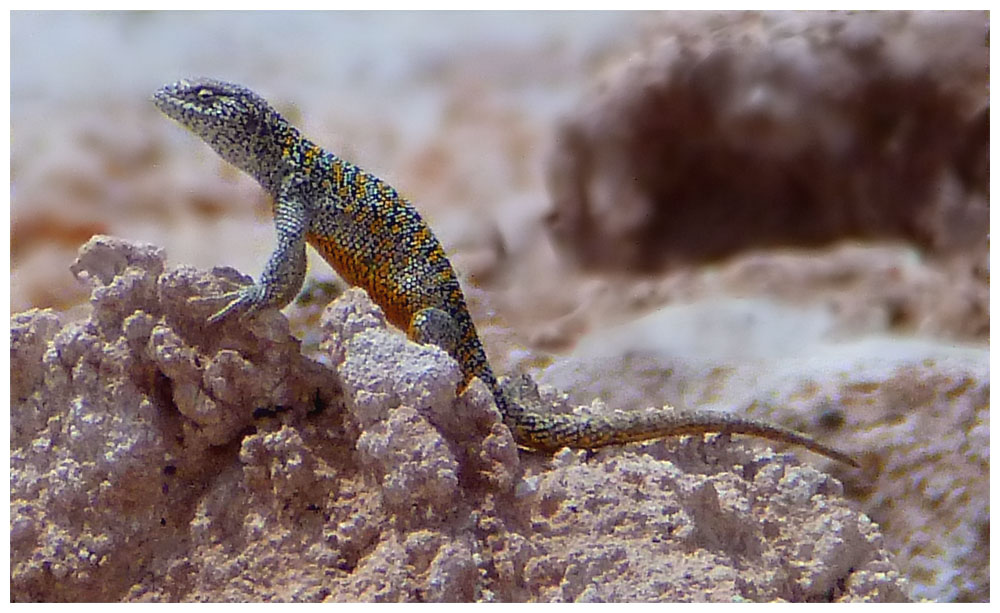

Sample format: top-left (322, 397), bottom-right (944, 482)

top-left (10, 236), bottom-right (908, 602)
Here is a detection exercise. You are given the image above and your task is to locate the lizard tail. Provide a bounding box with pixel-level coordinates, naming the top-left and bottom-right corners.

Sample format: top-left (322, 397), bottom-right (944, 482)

top-left (504, 404), bottom-right (860, 467)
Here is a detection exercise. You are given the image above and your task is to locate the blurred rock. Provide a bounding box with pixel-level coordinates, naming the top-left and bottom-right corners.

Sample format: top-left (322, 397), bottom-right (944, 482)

top-left (546, 11), bottom-right (988, 272)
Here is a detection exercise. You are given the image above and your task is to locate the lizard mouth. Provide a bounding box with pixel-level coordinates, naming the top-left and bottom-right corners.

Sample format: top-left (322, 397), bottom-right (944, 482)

top-left (152, 79), bottom-right (203, 122)
top-left (151, 82), bottom-right (184, 119)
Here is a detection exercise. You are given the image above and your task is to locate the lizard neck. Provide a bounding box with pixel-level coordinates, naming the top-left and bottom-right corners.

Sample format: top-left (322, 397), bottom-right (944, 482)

top-left (211, 106), bottom-right (304, 196)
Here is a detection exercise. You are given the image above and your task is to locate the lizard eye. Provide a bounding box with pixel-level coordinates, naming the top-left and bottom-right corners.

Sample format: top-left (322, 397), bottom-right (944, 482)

top-left (196, 88), bottom-right (215, 101)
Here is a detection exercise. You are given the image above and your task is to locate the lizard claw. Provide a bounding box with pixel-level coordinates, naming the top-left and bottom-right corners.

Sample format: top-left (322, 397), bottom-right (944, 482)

top-left (189, 284), bottom-right (265, 323)
top-left (188, 291), bottom-right (236, 307)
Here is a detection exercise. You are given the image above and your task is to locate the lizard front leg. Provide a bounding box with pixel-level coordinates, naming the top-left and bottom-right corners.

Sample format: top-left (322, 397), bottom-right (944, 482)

top-left (197, 193), bottom-right (309, 323)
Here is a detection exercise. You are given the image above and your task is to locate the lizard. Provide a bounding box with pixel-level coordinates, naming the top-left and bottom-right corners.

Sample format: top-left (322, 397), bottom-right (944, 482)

top-left (153, 78), bottom-right (859, 468)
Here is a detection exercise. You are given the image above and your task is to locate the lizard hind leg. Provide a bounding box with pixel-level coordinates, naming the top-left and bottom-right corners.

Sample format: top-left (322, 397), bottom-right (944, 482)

top-left (408, 306), bottom-right (462, 358)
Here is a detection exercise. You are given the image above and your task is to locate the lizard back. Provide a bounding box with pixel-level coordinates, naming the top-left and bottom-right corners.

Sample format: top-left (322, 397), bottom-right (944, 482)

top-left (300, 150), bottom-right (500, 394)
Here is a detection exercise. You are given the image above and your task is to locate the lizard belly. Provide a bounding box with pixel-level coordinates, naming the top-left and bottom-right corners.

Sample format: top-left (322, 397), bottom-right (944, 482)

top-left (307, 231), bottom-right (415, 331)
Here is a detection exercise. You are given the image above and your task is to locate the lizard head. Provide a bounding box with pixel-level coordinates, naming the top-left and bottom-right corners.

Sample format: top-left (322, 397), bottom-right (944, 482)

top-left (153, 78), bottom-right (289, 174)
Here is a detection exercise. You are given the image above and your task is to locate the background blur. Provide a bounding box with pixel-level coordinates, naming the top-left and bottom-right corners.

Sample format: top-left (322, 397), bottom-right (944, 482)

top-left (11, 11), bottom-right (643, 318)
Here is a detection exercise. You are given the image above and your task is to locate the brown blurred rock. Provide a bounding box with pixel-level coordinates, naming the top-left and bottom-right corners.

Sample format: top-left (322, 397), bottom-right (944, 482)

top-left (546, 11), bottom-right (988, 272)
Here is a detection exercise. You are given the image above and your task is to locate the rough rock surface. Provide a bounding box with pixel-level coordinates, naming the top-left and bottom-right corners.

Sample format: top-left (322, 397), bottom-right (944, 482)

top-left (10, 236), bottom-right (340, 602)
top-left (546, 11), bottom-right (988, 272)
top-left (539, 299), bottom-right (989, 602)
top-left (10, 236), bottom-right (909, 602)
